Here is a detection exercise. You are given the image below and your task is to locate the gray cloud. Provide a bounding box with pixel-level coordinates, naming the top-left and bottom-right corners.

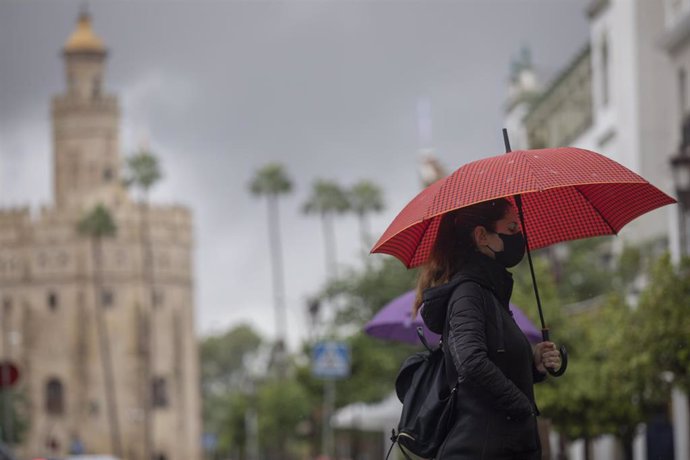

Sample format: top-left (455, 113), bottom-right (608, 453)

top-left (0, 0), bottom-right (589, 347)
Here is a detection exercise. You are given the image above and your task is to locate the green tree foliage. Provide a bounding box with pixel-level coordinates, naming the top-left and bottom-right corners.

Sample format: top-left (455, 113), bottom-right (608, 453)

top-left (348, 180), bottom-right (385, 250)
top-left (552, 237), bottom-right (615, 304)
top-left (249, 163), bottom-right (293, 197)
top-left (122, 149), bottom-right (162, 194)
top-left (201, 324), bottom-right (262, 396)
top-left (536, 294), bottom-right (656, 455)
top-left (303, 180), bottom-right (350, 278)
top-left (515, 239), bottom-right (678, 457)
top-left (632, 254), bottom-right (690, 393)
top-left (0, 389), bottom-right (28, 444)
top-left (302, 180), bottom-right (350, 216)
top-left (257, 379), bottom-right (312, 459)
top-left (510, 254), bottom-right (564, 340)
top-left (200, 325), bottom-right (262, 459)
top-left (213, 392), bottom-right (251, 459)
top-left (77, 204), bottom-right (116, 238)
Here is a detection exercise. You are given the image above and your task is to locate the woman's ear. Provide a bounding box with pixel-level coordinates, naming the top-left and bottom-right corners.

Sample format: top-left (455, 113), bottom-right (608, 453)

top-left (473, 226), bottom-right (488, 246)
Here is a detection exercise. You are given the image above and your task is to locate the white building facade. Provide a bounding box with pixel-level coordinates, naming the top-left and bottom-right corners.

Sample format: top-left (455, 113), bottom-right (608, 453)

top-left (506, 0), bottom-right (689, 458)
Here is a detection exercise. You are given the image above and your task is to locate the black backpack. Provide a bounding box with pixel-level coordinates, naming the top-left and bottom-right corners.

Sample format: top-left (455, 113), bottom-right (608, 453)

top-left (388, 281), bottom-right (505, 460)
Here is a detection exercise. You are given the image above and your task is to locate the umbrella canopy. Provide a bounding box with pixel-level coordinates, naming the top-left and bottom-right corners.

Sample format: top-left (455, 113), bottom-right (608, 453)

top-left (364, 289), bottom-right (542, 345)
top-left (371, 147), bottom-right (675, 268)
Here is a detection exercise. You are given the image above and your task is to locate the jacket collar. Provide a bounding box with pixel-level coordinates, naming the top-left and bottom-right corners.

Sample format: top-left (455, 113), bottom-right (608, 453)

top-left (419, 252), bottom-right (513, 334)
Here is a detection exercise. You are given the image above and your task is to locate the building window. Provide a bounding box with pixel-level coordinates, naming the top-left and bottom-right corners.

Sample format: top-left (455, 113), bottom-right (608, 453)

top-left (92, 76), bottom-right (102, 98)
top-left (152, 289), bottom-right (164, 308)
top-left (101, 289), bottom-right (114, 308)
top-left (103, 167), bottom-right (114, 182)
top-left (601, 34), bottom-right (609, 107)
top-left (45, 378), bottom-right (65, 415)
top-left (152, 377), bottom-right (169, 408)
top-left (155, 455), bottom-right (168, 460)
top-left (3, 297), bottom-right (11, 314)
top-left (89, 400), bottom-right (100, 416)
top-left (679, 67), bottom-right (687, 119)
top-left (48, 292), bottom-right (59, 311)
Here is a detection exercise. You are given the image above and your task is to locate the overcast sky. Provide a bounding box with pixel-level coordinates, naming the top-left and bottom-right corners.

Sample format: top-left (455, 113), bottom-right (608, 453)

top-left (0, 0), bottom-right (589, 347)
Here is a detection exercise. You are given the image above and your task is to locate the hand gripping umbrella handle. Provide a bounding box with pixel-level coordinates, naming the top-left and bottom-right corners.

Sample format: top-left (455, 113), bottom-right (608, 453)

top-left (542, 328), bottom-right (568, 377)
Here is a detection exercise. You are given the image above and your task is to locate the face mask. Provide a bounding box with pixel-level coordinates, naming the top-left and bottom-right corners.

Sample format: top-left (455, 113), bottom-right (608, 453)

top-left (486, 232), bottom-right (526, 268)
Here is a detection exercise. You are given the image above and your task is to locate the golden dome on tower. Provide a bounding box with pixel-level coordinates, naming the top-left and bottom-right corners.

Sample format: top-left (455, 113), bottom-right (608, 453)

top-left (64, 11), bottom-right (105, 53)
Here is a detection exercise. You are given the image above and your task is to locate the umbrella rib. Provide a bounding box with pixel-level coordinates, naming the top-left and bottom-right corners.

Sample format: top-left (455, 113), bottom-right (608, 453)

top-left (519, 151), bottom-right (545, 193)
top-left (572, 185), bottom-right (617, 234)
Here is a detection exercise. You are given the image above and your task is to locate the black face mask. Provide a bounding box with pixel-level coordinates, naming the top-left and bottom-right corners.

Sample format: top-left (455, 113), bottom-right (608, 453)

top-left (488, 232), bottom-right (526, 268)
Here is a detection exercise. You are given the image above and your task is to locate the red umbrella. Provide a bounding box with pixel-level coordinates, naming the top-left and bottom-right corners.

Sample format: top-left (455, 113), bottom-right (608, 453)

top-left (372, 131), bottom-right (676, 376)
top-left (373, 146), bottom-right (674, 267)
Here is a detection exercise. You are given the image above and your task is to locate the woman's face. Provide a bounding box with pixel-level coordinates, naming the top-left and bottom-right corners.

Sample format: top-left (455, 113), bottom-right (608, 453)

top-left (474, 206), bottom-right (520, 257)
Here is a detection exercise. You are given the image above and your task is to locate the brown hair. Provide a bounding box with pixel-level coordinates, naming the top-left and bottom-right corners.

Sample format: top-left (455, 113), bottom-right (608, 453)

top-left (412, 198), bottom-right (512, 317)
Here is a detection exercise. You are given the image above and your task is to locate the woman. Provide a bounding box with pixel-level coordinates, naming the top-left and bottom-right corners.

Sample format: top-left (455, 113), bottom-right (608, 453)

top-left (416, 198), bottom-right (561, 459)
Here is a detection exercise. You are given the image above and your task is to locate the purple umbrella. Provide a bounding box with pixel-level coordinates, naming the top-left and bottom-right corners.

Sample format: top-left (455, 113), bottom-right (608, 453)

top-left (364, 289), bottom-right (542, 345)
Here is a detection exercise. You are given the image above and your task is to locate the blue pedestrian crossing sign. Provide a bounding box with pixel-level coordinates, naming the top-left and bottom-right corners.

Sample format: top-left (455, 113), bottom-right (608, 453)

top-left (312, 341), bottom-right (350, 379)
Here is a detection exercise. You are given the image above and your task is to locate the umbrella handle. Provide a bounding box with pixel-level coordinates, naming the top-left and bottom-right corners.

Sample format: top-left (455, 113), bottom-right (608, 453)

top-left (542, 328), bottom-right (568, 377)
top-left (547, 345), bottom-right (568, 377)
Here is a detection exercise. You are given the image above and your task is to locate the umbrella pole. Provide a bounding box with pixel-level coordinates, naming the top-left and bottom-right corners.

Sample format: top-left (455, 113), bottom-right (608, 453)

top-left (502, 129), bottom-right (567, 377)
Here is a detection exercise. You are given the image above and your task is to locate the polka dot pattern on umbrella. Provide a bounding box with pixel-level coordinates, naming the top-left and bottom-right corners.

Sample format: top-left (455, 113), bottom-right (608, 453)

top-left (371, 147), bottom-right (676, 268)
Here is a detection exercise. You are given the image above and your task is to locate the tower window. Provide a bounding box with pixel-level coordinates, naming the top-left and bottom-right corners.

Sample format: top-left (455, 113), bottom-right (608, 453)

top-left (152, 377), bottom-right (169, 408)
top-left (152, 289), bottom-right (164, 308)
top-left (48, 292), bottom-right (59, 311)
top-left (101, 289), bottom-right (114, 308)
top-left (46, 378), bottom-right (65, 415)
top-left (89, 400), bottom-right (99, 416)
top-left (92, 76), bottom-right (102, 98)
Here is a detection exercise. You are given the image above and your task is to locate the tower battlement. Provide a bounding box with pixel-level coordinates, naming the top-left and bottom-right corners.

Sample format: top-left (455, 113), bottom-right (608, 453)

top-left (0, 207), bottom-right (31, 225)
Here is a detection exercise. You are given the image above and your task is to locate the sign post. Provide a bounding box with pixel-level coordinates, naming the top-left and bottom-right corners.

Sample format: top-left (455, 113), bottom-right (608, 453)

top-left (312, 341), bottom-right (350, 459)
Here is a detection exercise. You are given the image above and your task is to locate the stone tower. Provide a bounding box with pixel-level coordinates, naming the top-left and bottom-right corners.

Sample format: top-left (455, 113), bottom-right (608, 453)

top-left (53, 10), bottom-right (125, 210)
top-left (0, 11), bottom-right (201, 460)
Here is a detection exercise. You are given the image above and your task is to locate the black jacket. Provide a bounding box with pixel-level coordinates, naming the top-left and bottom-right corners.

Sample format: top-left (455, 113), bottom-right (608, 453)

top-left (421, 253), bottom-right (545, 459)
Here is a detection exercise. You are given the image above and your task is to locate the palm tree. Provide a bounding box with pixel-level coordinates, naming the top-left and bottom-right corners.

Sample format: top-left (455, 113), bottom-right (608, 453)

top-left (302, 180), bottom-right (350, 280)
top-left (122, 148), bottom-right (162, 459)
top-left (348, 180), bottom-right (384, 252)
top-left (249, 163), bottom-right (293, 348)
top-left (77, 204), bottom-right (122, 458)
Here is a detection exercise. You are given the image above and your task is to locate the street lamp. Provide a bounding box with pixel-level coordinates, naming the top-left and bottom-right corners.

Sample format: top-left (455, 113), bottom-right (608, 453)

top-left (670, 114), bottom-right (690, 256)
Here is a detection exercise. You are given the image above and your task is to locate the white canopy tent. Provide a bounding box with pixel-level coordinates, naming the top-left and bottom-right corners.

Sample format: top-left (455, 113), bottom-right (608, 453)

top-left (331, 392), bottom-right (404, 459)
